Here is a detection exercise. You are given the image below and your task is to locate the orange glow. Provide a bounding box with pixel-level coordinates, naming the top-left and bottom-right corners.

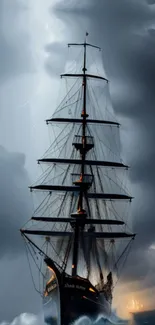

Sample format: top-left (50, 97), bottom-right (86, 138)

top-left (89, 287), bottom-right (95, 293)
top-left (126, 297), bottom-right (144, 312)
top-left (112, 283), bottom-right (155, 319)
top-left (72, 264), bottom-right (75, 268)
top-left (46, 266), bottom-right (56, 285)
top-left (75, 174), bottom-right (83, 183)
top-left (48, 266), bottom-right (54, 272)
top-left (77, 208), bottom-right (86, 214)
top-left (46, 274), bottom-right (55, 285)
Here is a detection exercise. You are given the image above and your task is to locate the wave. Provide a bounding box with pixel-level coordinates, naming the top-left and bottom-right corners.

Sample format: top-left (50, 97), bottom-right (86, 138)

top-left (72, 311), bottom-right (128, 325)
top-left (0, 311), bottom-right (128, 325)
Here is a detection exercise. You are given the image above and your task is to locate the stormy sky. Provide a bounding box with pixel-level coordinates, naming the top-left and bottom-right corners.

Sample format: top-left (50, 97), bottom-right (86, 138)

top-left (1, 0), bottom-right (155, 323)
top-left (0, 0), bottom-right (57, 322)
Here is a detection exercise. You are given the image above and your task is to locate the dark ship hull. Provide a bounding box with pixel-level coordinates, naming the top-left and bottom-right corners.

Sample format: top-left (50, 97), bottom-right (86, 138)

top-left (44, 276), bottom-right (111, 325)
top-left (44, 259), bottom-right (111, 325)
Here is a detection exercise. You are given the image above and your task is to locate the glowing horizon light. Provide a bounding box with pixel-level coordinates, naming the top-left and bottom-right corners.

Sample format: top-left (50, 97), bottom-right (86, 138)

top-left (126, 297), bottom-right (144, 312)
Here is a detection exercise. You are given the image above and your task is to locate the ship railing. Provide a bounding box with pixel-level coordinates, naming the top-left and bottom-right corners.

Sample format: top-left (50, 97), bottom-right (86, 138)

top-left (71, 173), bottom-right (93, 187)
top-left (72, 135), bottom-right (94, 145)
top-left (72, 135), bottom-right (94, 152)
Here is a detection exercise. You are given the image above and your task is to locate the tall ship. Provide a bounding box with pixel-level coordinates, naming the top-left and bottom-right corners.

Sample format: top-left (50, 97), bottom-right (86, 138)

top-left (21, 35), bottom-right (135, 325)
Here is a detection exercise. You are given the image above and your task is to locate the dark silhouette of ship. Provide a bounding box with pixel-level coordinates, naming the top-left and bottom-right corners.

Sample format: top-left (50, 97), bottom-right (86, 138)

top-left (20, 34), bottom-right (135, 325)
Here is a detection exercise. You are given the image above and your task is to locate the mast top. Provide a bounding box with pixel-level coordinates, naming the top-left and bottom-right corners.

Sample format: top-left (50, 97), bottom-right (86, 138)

top-left (68, 32), bottom-right (101, 51)
top-left (85, 31), bottom-right (89, 43)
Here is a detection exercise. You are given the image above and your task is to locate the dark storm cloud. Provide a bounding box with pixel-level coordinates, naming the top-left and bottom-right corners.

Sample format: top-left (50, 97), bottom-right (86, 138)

top-left (53, 0), bottom-right (155, 283)
top-left (147, 0), bottom-right (155, 4)
top-left (0, 3), bottom-right (32, 239)
top-left (0, 0), bottom-right (33, 82)
top-left (0, 1), bottom-right (41, 321)
top-left (0, 0), bottom-right (36, 176)
top-left (0, 146), bottom-right (32, 257)
top-left (0, 256), bottom-right (41, 322)
top-left (0, 146), bottom-right (42, 321)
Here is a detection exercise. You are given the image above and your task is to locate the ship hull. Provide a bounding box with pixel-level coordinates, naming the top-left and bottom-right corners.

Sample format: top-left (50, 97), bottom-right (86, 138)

top-left (43, 270), bottom-right (111, 325)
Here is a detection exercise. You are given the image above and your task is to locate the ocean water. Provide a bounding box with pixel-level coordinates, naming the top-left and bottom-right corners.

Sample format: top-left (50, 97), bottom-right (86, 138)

top-left (72, 312), bottom-right (128, 325)
top-left (129, 309), bottom-right (155, 324)
top-left (71, 310), bottom-right (155, 325)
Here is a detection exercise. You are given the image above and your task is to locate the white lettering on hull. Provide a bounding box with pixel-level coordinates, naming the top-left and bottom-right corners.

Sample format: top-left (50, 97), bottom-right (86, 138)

top-left (64, 283), bottom-right (85, 290)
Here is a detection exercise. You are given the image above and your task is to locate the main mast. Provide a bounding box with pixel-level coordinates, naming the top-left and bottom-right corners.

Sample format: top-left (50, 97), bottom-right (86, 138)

top-left (72, 37), bottom-right (88, 276)
top-left (78, 39), bottom-right (87, 212)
